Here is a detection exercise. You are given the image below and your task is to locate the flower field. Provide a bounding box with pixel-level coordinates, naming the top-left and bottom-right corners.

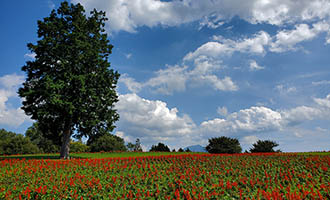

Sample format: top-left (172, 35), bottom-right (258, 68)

top-left (1, 153), bottom-right (330, 199)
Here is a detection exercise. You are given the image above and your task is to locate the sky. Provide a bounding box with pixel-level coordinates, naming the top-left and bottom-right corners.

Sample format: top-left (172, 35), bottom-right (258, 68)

top-left (1, 0), bottom-right (330, 152)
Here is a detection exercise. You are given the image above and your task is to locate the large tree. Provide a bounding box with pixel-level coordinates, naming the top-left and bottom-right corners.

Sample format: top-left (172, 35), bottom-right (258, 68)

top-left (206, 136), bottom-right (242, 154)
top-left (249, 140), bottom-right (279, 153)
top-left (18, 1), bottom-right (120, 159)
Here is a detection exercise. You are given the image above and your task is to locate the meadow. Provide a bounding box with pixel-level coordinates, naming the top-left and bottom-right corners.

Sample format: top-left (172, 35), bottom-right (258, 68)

top-left (1, 152), bottom-right (330, 199)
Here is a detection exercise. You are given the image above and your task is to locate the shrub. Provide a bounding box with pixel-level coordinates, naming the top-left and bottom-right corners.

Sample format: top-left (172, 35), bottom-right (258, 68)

top-left (70, 141), bottom-right (90, 153)
top-left (206, 136), bottom-right (242, 154)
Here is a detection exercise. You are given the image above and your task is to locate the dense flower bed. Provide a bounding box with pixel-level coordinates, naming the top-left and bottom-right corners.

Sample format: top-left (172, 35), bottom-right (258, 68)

top-left (1, 153), bottom-right (329, 199)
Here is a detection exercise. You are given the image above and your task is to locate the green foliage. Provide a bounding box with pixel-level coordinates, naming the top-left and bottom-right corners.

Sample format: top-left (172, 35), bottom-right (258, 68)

top-left (249, 140), bottom-right (279, 153)
top-left (133, 138), bottom-right (143, 152)
top-left (126, 138), bottom-right (143, 152)
top-left (206, 136), bottom-right (242, 154)
top-left (126, 142), bottom-right (135, 151)
top-left (25, 123), bottom-right (59, 153)
top-left (178, 148), bottom-right (184, 152)
top-left (89, 134), bottom-right (127, 152)
top-left (18, 1), bottom-right (120, 158)
top-left (149, 142), bottom-right (170, 152)
top-left (0, 129), bottom-right (40, 155)
top-left (70, 141), bottom-right (90, 153)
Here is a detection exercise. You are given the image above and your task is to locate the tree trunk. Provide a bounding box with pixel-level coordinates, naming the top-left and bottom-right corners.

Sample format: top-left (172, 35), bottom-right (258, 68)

top-left (60, 120), bottom-right (71, 159)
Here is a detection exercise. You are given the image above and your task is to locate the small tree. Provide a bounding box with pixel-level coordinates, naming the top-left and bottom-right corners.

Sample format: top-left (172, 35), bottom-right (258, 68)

top-left (206, 136), bottom-right (242, 154)
top-left (126, 142), bottom-right (135, 152)
top-left (178, 148), bottom-right (184, 152)
top-left (185, 148), bottom-right (191, 152)
top-left (250, 140), bottom-right (279, 153)
top-left (18, 1), bottom-right (120, 159)
top-left (89, 134), bottom-right (126, 152)
top-left (134, 138), bottom-right (143, 152)
top-left (149, 143), bottom-right (170, 152)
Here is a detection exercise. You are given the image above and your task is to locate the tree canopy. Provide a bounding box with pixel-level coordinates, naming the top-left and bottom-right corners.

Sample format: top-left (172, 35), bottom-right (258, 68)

top-left (18, 1), bottom-right (120, 159)
top-left (206, 136), bottom-right (242, 154)
top-left (249, 140), bottom-right (279, 153)
top-left (89, 134), bottom-right (126, 152)
top-left (149, 143), bottom-right (170, 152)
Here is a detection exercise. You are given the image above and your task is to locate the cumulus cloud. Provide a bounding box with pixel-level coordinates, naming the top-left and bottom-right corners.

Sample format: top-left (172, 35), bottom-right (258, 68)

top-left (201, 94), bottom-right (330, 138)
top-left (249, 60), bottom-right (265, 71)
top-left (184, 31), bottom-right (271, 61)
top-left (121, 57), bottom-right (238, 95)
top-left (118, 74), bottom-right (143, 93)
top-left (73, 0), bottom-right (330, 33)
top-left (115, 93), bottom-right (199, 149)
top-left (201, 106), bottom-right (283, 136)
top-left (145, 65), bottom-right (188, 95)
top-left (241, 135), bottom-right (259, 145)
top-left (0, 74), bottom-right (30, 127)
top-left (270, 22), bottom-right (330, 52)
top-left (114, 93), bottom-right (330, 149)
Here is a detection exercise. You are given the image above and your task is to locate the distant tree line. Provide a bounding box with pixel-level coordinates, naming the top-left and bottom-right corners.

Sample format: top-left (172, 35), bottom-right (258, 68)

top-left (1, 125), bottom-right (281, 155)
top-left (0, 123), bottom-right (129, 155)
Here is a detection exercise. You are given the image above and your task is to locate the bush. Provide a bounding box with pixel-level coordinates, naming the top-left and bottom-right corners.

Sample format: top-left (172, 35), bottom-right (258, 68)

top-left (70, 141), bottom-right (90, 153)
top-left (149, 143), bottom-right (170, 152)
top-left (89, 134), bottom-right (127, 152)
top-left (249, 140), bottom-right (279, 153)
top-left (206, 136), bottom-right (242, 154)
top-left (0, 129), bottom-right (40, 155)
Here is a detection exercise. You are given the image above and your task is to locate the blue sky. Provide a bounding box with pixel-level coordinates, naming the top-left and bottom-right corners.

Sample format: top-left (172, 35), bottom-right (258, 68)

top-left (1, 0), bottom-right (330, 152)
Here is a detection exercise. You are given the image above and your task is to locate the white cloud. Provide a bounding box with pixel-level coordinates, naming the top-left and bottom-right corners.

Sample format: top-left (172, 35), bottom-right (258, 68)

top-left (115, 93), bottom-right (198, 149)
top-left (114, 93), bottom-right (330, 150)
top-left (249, 60), bottom-right (265, 71)
top-left (145, 65), bottom-right (188, 95)
top-left (24, 52), bottom-right (36, 59)
top-left (119, 74), bottom-right (143, 93)
top-left (125, 53), bottom-right (132, 59)
top-left (74, 0), bottom-right (330, 33)
top-left (0, 74), bottom-right (30, 127)
top-left (184, 31), bottom-right (271, 61)
top-left (312, 80), bottom-right (330, 86)
top-left (241, 135), bottom-right (259, 145)
top-left (48, 0), bottom-right (55, 10)
top-left (314, 94), bottom-right (330, 108)
top-left (201, 106), bottom-right (283, 135)
top-left (217, 106), bottom-right (228, 116)
top-left (201, 93), bottom-right (330, 137)
top-left (275, 84), bottom-right (297, 94)
top-left (122, 58), bottom-right (238, 95)
top-left (270, 22), bottom-right (330, 52)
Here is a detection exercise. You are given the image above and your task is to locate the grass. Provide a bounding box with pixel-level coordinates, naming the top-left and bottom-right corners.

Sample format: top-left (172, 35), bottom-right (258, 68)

top-left (0, 151), bottom-right (204, 160)
top-left (1, 151), bottom-right (329, 160)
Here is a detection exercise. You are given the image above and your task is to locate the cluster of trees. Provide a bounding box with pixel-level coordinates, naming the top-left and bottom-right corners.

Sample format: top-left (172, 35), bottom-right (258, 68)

top-left (0, 123), bottom-right (133, 155)
top-left (148, 143), bottom-right (191, 152)
top-left (205, 136), bottom-right (280, 154)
